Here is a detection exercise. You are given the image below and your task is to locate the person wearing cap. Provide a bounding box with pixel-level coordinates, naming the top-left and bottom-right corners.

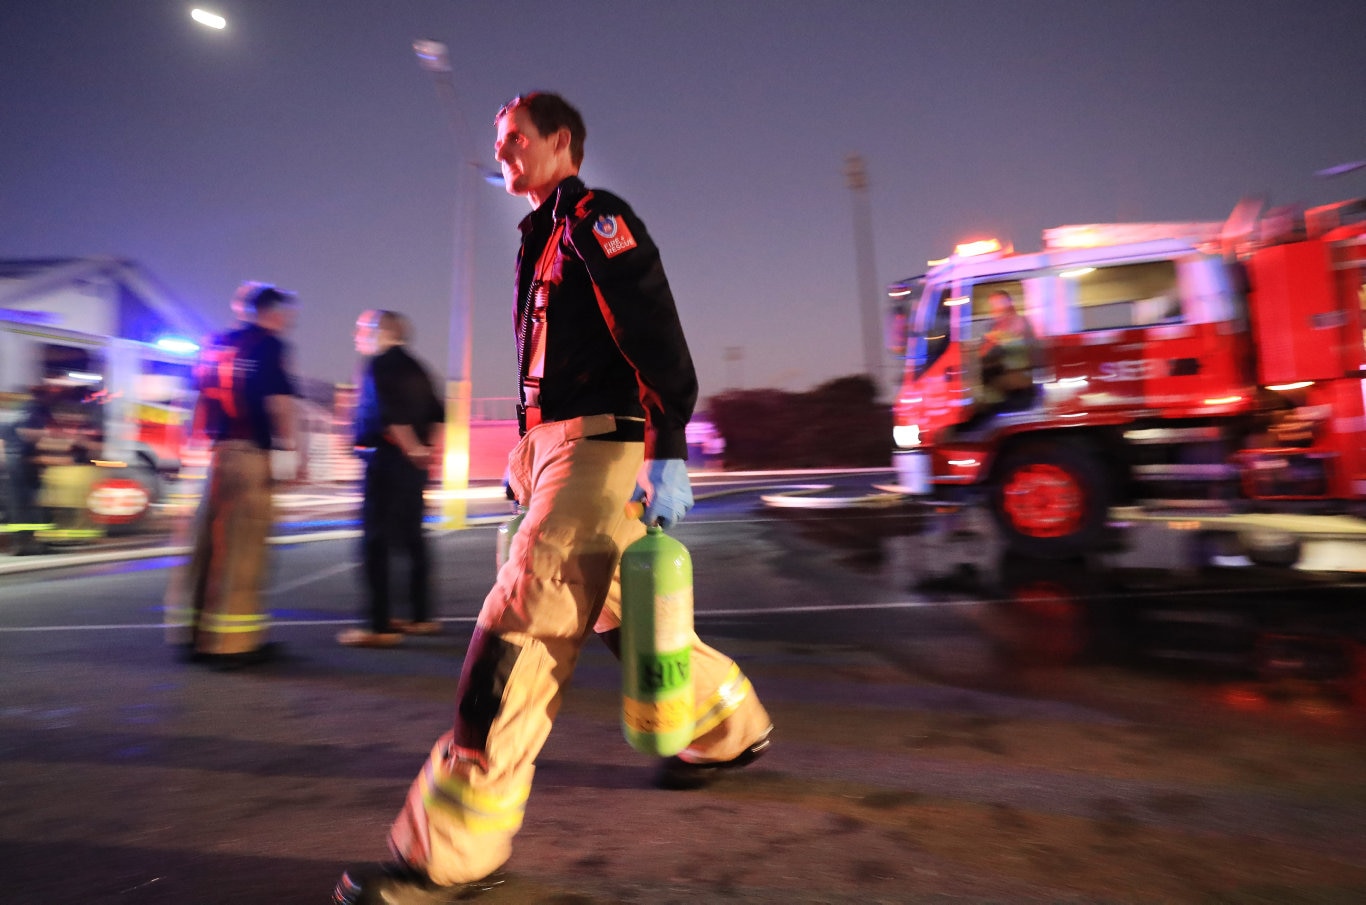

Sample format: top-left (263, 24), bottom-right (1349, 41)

top-left (340, 309), bottom-right (444, 648)
top-left (164, 282), bottom-right (299, 669)
top-left (334, 92), bottom-right (772, 903)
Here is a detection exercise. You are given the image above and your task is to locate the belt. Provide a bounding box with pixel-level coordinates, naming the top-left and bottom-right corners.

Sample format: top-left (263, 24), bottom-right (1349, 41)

top-left (213, 439), bottom-right (266, 452)
top-left (516, 407), bottom-right (646, 442)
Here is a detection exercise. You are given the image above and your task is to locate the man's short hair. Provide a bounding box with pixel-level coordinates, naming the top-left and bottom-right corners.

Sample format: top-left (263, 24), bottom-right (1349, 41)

top-left (377, 310), bottom-right (409, 343)
top-left (496, 92), bottom-right (586, 167)
top-left (234, 282), bottom-right (296, 315)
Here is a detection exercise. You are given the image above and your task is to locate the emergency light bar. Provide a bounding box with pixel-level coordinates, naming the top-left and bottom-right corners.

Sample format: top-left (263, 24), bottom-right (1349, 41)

top-left (155, 336), bottom-right (200, 356)
top-left (1044, 222), bottom-right (1222, 250)
top-left (953, 239), bottom-right (1003, 258)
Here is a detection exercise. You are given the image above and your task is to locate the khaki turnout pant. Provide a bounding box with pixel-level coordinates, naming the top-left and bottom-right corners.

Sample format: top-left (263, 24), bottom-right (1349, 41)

top-left (389, 415), bottom-right (771, 884)
top-left (164, 441), bottom-right (274, 654)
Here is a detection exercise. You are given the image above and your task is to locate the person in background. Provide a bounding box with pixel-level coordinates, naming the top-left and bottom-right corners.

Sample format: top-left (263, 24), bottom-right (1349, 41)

top-left (339, 309), bottom-right (444, 648)
top-left (1, 384), bottom-right (58, 553)
top-left (33, 385), bottom-right (103, 534)
top-left (334, 91), bottom-right (773, 904)
top-left (974, 289), bottom-right (1040, 416)
top-left (164, 282), bottom-right (299, 669)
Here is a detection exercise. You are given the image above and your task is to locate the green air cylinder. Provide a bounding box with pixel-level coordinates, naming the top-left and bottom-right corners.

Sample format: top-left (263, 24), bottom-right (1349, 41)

top-left (619, 525), bottom-right (695, 756)
top-left (495, 508), bottom-right (526, 571)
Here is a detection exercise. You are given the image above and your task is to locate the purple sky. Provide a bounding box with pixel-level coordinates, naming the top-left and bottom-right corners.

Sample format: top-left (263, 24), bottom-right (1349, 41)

top-left (3, 1), bottom-right (1363, 405)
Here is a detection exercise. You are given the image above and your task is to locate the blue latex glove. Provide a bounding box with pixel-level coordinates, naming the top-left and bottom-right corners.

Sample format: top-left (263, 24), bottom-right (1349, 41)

top-left (631, 459), bottom-right (693, 529)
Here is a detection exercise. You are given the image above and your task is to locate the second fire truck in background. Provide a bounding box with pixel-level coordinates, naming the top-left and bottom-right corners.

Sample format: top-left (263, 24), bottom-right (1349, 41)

top-left (888, 197), bottom-right (1366, 561)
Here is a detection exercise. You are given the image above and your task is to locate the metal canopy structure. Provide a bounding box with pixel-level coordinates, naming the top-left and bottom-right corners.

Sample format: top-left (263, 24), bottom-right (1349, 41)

top-left (0, 257), bottom-right (211, 342)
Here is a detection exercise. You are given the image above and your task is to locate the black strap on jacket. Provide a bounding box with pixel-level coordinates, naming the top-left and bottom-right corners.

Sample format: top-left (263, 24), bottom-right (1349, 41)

top-left (516, 218), bottom-right (565, 434)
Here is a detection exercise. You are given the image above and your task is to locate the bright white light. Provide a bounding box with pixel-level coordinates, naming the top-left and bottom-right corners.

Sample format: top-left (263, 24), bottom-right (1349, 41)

top-left (191, 9), bottom-right (226, 29)
top-left (945, 296), bottom-right (970, 307)
top-left (67, 371), bottom-right (103, 383)
top-left (426, 485), bottom-right (510, 502)
top-left (1266, 381), bottom-right (1313, 391)
top-left (1059, 267), bottom-right (1095, 279)
top-left (892, 424), bottom-right (921, 448)
top-left (155, 336), bottom-right (200, 355)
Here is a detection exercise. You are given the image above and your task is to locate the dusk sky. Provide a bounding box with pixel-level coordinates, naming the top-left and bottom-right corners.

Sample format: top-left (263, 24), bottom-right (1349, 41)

top-left (3, 1), bottom-right (1364, 405)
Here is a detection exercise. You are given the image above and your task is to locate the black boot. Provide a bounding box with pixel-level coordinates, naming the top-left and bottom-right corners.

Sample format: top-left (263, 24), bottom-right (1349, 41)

top-left (654, 726), bottom-right (773, 790)
top-left (333, 862), bottom-right (505, 904)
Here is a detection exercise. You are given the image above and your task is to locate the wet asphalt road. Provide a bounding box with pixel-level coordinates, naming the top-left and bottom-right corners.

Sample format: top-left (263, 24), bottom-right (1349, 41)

top-left (2, 490), bottom-right (1366, 904)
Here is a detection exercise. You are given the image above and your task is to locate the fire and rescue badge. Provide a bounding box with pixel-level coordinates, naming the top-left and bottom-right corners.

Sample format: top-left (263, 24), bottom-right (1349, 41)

top-left (592, 214), bottom-right (637, 258)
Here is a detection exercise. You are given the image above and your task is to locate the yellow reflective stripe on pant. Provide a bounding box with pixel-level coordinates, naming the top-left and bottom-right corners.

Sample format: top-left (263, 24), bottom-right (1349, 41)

top-left (197, 610), bottom-right (271, 635)
top-left (691, 662), bottom-right (752, 738)
top-left (419, 756), bottom-right (529, 835)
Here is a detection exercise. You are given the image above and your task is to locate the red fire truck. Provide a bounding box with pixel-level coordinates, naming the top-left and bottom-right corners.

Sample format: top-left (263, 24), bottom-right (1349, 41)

top-left (888, 197), bottom-right (1366, 558)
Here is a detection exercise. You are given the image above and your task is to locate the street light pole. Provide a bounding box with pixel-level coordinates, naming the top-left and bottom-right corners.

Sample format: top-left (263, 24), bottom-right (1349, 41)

top-left (844, 153), bottom-right (886, 395)
top-left (413, 39), bottom-right (476, 529)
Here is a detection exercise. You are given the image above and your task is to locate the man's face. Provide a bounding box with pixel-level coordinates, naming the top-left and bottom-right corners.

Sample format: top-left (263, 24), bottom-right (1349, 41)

top-left (258, 303), bottom-right (297, 335)
top-left (494, 106), bottom-right (566, 202)
top-left (354, 310), bottom-right (380, 356)
top-left (989, 293), bottom-right (1014, 321)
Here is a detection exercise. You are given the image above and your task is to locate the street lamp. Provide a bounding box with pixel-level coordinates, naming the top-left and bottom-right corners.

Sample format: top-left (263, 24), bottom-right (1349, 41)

top-left (191, 9), bottom-right (226, 29)
top-left (412, 39), bottom-right (481, 529)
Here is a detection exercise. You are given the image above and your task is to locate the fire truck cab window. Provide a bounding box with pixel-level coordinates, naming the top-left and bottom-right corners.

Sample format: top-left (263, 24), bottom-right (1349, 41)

top-left (42, 344), bottom-right (104, 387)
top-left (968, 280), bottom-right (1027, 338)
top-left (1066, 260), bottom-right (1181, 332)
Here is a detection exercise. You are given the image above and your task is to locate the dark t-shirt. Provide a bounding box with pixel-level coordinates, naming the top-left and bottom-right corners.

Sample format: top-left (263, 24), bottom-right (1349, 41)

top-left (353, 345), bottom-right (443, 449)
top-left (196, 324), bottom-right (296, 450)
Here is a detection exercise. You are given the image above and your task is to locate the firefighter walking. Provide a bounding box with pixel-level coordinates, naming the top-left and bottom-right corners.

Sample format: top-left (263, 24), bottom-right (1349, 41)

top-left (334, 93), bottom-right (772, 903)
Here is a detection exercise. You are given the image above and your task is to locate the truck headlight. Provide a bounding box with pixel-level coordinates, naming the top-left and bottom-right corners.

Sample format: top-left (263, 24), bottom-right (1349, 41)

top-left (893, 424), bottom-right (921, 448)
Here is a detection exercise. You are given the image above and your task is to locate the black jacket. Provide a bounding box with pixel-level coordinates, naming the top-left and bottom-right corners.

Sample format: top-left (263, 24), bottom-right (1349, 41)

top-left (354, 345), bottom-right (443, 450)
top-left (514, 176), bottom-right (697, 460)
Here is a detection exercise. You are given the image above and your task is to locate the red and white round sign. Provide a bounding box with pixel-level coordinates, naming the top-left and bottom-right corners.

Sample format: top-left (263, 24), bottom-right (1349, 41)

top-left (87, 478), bottom-right (151, 524)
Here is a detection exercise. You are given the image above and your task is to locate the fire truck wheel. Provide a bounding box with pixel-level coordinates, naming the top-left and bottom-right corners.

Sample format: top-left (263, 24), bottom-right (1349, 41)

top-left (990, 441), bottom-right (1110, 558)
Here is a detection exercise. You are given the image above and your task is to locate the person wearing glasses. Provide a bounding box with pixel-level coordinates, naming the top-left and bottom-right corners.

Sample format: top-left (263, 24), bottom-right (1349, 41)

top-left (335, 93), bottom-right (773, 903)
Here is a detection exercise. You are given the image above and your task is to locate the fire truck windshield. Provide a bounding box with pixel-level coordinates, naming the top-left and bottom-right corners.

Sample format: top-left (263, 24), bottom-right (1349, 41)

top-left (909, 283), bottom-right (953, 379)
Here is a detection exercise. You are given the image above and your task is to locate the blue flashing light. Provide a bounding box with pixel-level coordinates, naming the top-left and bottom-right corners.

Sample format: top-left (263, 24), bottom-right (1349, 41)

top-left (155, 336), bottom-right (200, 356)
top-left (0, 308), bottom-right (61, 326)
